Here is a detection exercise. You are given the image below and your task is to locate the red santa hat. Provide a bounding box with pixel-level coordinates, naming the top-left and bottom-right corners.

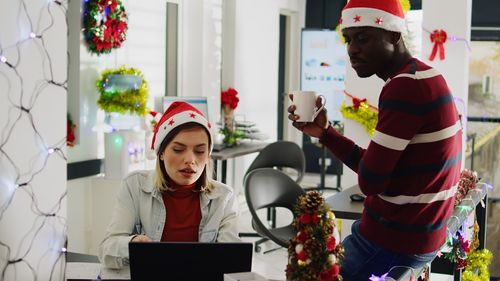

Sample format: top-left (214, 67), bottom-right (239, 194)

top-left (151, 101), bottom-right (212, 154)
top-left (340, 0), bottom-right (405, 33)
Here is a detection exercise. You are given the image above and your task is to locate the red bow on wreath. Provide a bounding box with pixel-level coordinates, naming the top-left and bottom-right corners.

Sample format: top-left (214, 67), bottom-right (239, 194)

top-left (429, 29), bottom-right (447, 61)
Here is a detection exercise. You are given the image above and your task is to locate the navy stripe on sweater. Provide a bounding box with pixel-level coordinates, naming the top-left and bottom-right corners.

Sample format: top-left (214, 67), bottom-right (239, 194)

top-left (393, 151), bottom-right (462, 178)
top-left (359, 160), bottom-right (391, 185)
top-left (379, 94), bottom-right (453, 116)
top-left (345, 144), bottom-right (363, 169)
top-left (364, 206), bottom-right (447, 233)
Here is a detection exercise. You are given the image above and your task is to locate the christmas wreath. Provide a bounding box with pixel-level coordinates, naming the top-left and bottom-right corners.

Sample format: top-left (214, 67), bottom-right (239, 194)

top-left (82, 0), bottom-right (128, 55)
top-left (286, 191), bottom-right (344, 281)
top-left (96, 66), bottom-right (148, 116)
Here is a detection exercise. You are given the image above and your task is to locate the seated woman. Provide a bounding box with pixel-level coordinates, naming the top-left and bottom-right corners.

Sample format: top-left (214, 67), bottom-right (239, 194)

top-left (99, 101), bottom-right (240, 269)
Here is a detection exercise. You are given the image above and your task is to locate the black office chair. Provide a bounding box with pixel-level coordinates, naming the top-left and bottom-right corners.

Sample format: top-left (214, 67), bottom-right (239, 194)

top-left (244, 168), bottom-right (305, 252)
top-left (244, 140), bottom-right (306, 184)
top-left (239, 141), bottom-right (305, 245)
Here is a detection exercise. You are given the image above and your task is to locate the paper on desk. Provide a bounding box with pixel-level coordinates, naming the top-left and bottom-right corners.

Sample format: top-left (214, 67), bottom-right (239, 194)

top-left (66, 262), bottom-right (100, 279)
top-left (99, 265), bottom-right (131, 280)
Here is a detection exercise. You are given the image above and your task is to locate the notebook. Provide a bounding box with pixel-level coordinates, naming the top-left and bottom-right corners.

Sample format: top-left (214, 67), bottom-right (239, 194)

top-left (128, 242), bottom-right (253, 281)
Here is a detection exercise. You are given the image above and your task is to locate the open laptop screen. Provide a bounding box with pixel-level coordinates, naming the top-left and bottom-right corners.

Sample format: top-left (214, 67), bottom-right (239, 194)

top-left (128, 242), bottom-right (253, 281)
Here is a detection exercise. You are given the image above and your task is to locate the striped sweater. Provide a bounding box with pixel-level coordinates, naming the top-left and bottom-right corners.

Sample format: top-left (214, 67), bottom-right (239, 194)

top-left (321, 58), bottom-right (462, 254)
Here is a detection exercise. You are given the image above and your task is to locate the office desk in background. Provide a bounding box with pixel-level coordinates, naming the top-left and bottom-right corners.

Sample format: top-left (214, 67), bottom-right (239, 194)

top-left (211, 141), bottom-right (268, 183)
top-left (325, 184), bottom-right (364, 220)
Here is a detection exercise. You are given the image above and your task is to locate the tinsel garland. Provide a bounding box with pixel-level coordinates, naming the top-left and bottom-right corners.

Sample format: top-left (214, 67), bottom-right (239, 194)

top-left (83, 0), bottom-right (128, 55)
top-left (286, 191), bottom-right (344, 281)
top-left (96, 66), bottom-right (148, 116)
top-left (454, 169), bottom-right (478, 206)
top-left (443, 230), bottom-right (470, 269)
top-left (461, 249), bottom-right (493, 281)
top-left (339, 101), bottom-right (378, 136)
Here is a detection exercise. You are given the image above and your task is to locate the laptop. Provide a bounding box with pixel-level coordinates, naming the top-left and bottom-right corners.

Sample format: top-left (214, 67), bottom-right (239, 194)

top-left (128, 242), bottom-right (253, 281)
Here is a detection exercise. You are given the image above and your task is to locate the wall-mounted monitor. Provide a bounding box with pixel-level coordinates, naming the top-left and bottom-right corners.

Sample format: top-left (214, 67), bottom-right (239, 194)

top-left (300, 29), bottom-right (347, 122)
top-left (160, 96), bottom-right (210, 121)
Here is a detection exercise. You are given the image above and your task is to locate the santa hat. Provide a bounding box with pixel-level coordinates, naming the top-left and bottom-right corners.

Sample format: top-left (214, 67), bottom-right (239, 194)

top-left (340, 0), bottom-right (405, 33)
top-left (151, 101), bottom-right (212, 154)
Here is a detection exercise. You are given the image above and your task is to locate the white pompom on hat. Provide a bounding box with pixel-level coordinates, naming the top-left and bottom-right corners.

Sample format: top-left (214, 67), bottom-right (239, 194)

top-left (340, 0), bottom-right (405, 33)
top-left (151, 101), bottom-right (213, 154)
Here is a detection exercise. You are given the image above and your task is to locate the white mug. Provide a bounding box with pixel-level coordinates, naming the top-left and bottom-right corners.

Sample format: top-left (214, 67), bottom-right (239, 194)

top-left (291, 91), bottom-right (325, 122)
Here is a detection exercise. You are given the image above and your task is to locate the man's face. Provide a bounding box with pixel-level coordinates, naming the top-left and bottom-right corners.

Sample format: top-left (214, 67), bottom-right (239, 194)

top-left (342, 27), bottom-right (396, 79)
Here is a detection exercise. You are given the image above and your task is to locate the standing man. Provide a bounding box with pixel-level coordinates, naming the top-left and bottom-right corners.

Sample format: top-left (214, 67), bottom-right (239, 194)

top-left (288, 0), bottom-right (463, 279)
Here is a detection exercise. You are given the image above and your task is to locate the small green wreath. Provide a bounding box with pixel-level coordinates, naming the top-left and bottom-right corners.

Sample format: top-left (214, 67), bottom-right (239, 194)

top-left (96, 66), bottom-right (148, 116)
top-left (82, 0), bottom-right (128, 55)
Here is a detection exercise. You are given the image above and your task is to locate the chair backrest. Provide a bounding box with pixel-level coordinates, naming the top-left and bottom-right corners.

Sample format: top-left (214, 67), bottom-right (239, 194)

top-left (245, 141), bottom-right (306, 183)
top-left (244, 168), bottom-right (305, 246)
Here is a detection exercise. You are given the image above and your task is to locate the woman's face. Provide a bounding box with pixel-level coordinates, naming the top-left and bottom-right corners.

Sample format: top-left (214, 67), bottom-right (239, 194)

top-left (160, 127), bottom-right (210, 186)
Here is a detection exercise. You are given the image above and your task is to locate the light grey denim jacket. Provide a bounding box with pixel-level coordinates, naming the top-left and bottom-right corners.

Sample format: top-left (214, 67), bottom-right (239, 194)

top-left (98, 170), bottom-right (240, 269)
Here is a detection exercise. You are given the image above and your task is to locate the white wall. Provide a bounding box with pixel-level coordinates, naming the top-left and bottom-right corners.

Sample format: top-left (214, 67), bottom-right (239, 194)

top-left (222, 0), bottom-right (306, 191)
top-left (422, 0), bottom-right (472, 166)
top-left (0, 0), bottom-right (67, 280)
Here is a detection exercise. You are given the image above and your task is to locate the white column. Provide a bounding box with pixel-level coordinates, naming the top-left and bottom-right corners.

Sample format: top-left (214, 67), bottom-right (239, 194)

top-left (422, 0), bottom-right (472, 166)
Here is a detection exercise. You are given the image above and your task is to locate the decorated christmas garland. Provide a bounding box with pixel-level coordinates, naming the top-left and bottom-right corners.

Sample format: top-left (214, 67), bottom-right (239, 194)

top-left (286, 191), bottom-right (343, 281)
top-left (96, 66), bottom-right (148, 116)
top-left (339, 100), bottom-right (378, 136)
top-left (462, 248), bottom-right (493, 281)
top-left (440, 169), bottom-right (494, 280)
top-left (83, 0), bottom-right (128, 55)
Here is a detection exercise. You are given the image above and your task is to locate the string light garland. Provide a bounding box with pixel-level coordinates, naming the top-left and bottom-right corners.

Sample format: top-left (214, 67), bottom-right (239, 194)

top-left (0, 0), bottom-right (69, 279)
top-left (286, 191), bottom-right (343, 281)
top-left (82, 0), bottom-right (128, 55)
top-left (96, 65), bottom-right (149, 116)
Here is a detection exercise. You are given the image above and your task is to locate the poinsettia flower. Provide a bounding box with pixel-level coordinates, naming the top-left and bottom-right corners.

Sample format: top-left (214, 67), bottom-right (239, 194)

top-left (221, 88), bottom-right (239, 109)
top-left (459, 236), bottom-right (470, 253)
top-left (116, 20), bottom-right (127, 33)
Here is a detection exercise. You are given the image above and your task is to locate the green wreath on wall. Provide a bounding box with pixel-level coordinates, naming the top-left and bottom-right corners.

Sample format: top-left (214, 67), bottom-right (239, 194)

top-left (82, 0), bottom-right (128, 55)
top-left (96, 66), bottom-right (148, 116)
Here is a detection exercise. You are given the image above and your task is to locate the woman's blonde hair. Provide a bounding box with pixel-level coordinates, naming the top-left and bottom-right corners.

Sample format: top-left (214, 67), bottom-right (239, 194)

top-left (154, 123), bottom-right (214, 193)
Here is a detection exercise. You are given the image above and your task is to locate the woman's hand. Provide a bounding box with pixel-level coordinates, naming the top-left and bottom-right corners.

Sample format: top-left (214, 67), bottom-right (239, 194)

top-left (131, 234), bottom-right (152, 242)
top-left (287, 94), bottom-right (329, 138)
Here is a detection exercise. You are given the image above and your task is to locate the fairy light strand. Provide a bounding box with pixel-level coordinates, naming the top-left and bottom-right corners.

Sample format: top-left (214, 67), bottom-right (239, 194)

top-left (0, 0), bottom-right (69, 280)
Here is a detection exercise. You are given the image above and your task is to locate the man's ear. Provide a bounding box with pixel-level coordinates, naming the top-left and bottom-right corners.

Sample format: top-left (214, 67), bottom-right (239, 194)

top-left (391, 31), bottom-right (403, 45)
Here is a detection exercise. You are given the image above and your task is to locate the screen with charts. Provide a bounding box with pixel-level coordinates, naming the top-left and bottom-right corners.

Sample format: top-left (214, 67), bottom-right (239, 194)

top-left (301, 29), bottom-right (347, 122)
top-left (161, 96), bottom-right (210, 120)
